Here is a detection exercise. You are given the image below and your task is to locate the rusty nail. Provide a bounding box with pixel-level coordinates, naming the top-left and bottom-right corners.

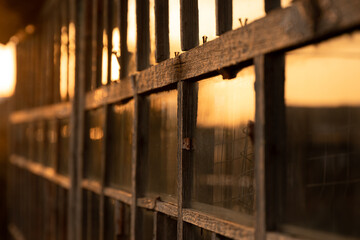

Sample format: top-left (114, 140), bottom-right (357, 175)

top-left (239, 18), bottom-right (243, 27)
top-left (174, 52), bottom-right (180, 57)
top-left (202, 35), bottom-right (208, 44)
top-left (245, 18), bottom-right (248, 26)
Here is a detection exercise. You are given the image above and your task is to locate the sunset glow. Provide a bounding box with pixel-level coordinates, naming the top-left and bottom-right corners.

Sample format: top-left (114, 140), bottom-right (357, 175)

top-left (0, 42), bottom-right (16, 98)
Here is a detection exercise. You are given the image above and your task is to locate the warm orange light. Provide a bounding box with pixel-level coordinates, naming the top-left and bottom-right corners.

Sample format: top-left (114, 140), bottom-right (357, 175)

top-left (0, 42), bottom-right (16, 98)
top-left (60, 25), bottom-right (69, 101)
top-left (197, 66), bottom-right (256, 127)
top-left (111, 27), bottom-right (120, 81)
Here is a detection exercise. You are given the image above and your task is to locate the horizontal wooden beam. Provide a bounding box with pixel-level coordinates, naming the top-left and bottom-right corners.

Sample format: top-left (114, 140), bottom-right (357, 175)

top-left (85, 77), bottom-right (133, 110)
top-left (137, 198), bottom-right (178, 218)
top-left (11, 0), bottom-right (360, 114)
top-left (103, 187), bottom-right (132, 205)
top-left (182, 209), bottom-right (254, 240)
top-left (10, 155), bottom-right (70, 189)
top-left (81, 179), bottom-right (102, 194)
top-left (10, 102), bottom-right (71, 124)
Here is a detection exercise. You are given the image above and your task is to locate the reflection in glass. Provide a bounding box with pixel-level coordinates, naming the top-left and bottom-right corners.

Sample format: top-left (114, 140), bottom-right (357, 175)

top-left (143, 90), bottom-right (177, 199)
top-left (107, 100), bottom-right (134, 192)
top-left (84, 108), bottom-right (105, 180)
top-left (192, 66), bottom-right (256, 219)
top-left (58, 118), bottom-right (70, 175)
top-left (233, 0), bottom-right (265, 29)
top-left (169, 0), bottom-right (181, 56)
top-left (284, 31), bottom-right (360, 237)
top-left (68, 22), bottom-right (76, 98)
top-left (60, 24), bottom-right (69, 101)
top-left (127, 0), bottom-right (137, 75)
top-left (83, 191), bottom-right (100, 240)
top-left (199, 0), bottom-right (216, 43)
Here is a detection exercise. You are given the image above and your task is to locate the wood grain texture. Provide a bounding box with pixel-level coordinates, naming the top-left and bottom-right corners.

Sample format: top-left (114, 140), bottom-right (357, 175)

top-left (182, 209), bottom-right (255, 240)
top-left (177, 81), bottom-right (197, 240)
top-left (155, 0), bottom-right (170, 62)
top-left (180, 0), bottom-right (199, 50)
top-left (254, 55), bottom-right (266, 240)
top-left (216, 0), bottom-right (232, 36)
top-left (85, 78), bottom-right (133, 110)
top-left (136, 198), bottom-right (178, 218)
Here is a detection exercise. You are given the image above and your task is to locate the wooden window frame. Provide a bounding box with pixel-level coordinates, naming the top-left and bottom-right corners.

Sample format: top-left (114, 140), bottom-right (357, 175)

top-left (8, 0), bottom-right (360, 239)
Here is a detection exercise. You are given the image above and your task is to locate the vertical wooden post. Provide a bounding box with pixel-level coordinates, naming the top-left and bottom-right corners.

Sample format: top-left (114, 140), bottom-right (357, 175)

top-left (215, 0), bottom-right (232, 36)
top-left (136, 0), bottom-right (150, 71)
top-left (71, 0), bottom-right (86, 239)
top-left (130, 76), bottom-right (139, 240)
top-left (155, 0), bottom-right (169, 62)
top-left (177, 81), bottom-right (197, 240)
top-left (254, 52), bottom-right (285, 240)
top-left (119, 0), bottom-right (128, 79)
top-left (180, 0), bottom-right (199, 51)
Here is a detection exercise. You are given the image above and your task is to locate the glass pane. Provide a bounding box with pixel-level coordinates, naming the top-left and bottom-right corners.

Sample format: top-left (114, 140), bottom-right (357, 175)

top-left (199, 0), bottom-right (216, 43)
top-left (46, 120), bottom-right (57, 168)
top-left (84, 108), bottom-right (105, 180)
top-left (233, 0), bottom-right (265, 29)
top-left (26, 122), bottom-right (34, 160)
top-left (192, 66), bottom-right (256, 221)
top-left (140, 208), bottom-right (154, 240)
top-left (284, 31), bottom-right (360, 237)
top-left (107, 100), bottom-right (134, 191)
top-left (169, 0), bottom-right (181, 56)
top-left (143, 90), bottom-right (177, 199)
top-left (68, 21), bottom-right (76, 98)
top-left (58, 118), bottom-right (70, 175)
top-left (115, 201), bottom-right (131, 239)
top-left (156, 213), bottom-right (177, 240)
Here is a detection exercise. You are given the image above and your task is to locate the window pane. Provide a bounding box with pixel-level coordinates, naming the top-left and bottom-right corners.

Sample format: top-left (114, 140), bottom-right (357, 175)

top-left (58, 118), bottom-right (70, 175)
top-left (111, 0), bottom-right (120, 82)
top-left (169, 0), bottom-right (181, 56)
top-left (142, 90), bottom-right (177, 199)
top-left (233, 0), bottom-right (265, 29)
top-left (127, 0), bottom-right (137, 75)
top-left (199, 0), bottom-right (216, 43)
top-left (284, 31), bottom-right (360, 237)
top-left (140, 208), bottom-right (154, 240)
top-left (84, 108), bottom-right (105, 180)
top-left (192, 66), bottom-right (256, 222)
top-left (107, 100), bottom-right (134, 191)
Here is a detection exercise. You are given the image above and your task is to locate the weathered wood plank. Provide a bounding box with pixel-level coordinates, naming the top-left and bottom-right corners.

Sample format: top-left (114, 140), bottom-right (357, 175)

top-left (135, 0), bottom-right (360, 94)
top-left (85, 77), bottom-right (133, 110)
top-left (10, 102), bottom-right (72, 124)
top-left (103, 187), bottom-right (132, 205)
top-left (180, 0), bottom-right (199, 50)
top-left (216, 0), bottom-right (232, 36)
top-left (254, 55), bottom-right (266, 240)
top-left (177, 80), bottom-right (197, 240)
top-left (182, 209), bottom-right (255, 240)
top-left (155, 0), bottom-right (170, 62)
top-left (81, 179), bottom-right (102, 195)
top-left (136, 197), bottom-right (178, 218)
